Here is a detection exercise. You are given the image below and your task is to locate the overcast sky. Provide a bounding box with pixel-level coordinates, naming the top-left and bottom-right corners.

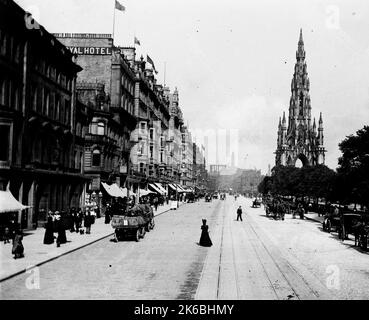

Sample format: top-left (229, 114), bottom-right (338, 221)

top-left (16, 0), bottom-right (369, 174)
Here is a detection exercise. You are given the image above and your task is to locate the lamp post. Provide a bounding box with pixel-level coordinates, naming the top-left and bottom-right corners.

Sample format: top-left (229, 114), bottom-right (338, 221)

top-left (98, 191), bottom-right (103, 218)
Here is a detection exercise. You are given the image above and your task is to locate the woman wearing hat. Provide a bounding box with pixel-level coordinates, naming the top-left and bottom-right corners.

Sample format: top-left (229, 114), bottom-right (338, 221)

top-left (199, 219), bottom-right (212, 247)
top-left (43, 215), bottom-right (55, 245)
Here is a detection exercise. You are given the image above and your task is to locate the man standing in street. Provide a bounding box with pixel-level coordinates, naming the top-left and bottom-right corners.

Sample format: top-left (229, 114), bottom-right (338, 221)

top-left (237, 206), bottom-right (243, 221)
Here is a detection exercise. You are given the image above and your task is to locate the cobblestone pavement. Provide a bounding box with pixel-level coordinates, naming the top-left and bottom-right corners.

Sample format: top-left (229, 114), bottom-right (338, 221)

top-left (2, 197), bottom-right (369, 300)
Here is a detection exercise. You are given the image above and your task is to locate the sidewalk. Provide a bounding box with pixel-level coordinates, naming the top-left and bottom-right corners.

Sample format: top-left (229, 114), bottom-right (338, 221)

top-left (0, 202), bottom-right (179, 283)
top-left (304, 212), bottom-right (325, 224)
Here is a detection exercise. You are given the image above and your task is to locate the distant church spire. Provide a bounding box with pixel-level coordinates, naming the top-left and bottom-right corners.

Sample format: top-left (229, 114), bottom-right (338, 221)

top-left (276, 29), bottom-right (326, 167)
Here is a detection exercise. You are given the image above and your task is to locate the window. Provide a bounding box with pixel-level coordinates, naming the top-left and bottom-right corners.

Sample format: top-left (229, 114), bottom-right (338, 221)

top-left (149, 128), bottom-right (154, 140)
top-left (97, 122), bottom-right (105, 135)
top-left (65, 100), bottom-right (70, 125)
top-left (0, 79), bottom-right (5, 105)
top-left (31, 86), bottom-right (37, 111)
top-left (55, 96), bottom-right (60, 120)
top-left (139, 163), bottom-right (145, 174)
top-left (8, 80), bottom-right (12, 108)
top-left (0, 124), bottom-right (11, 162)
top-left (160, 151), bottom-right (164, 163)
top-left (138, 142), bottom-right (144, 155)
top-left (139, 122), bottom-right (147, 135)
top-left (92, 149), bottom-right (101, 167)
top-left (150, 146), bottom-right (154, 159)
top-left (14, 88), bottom-right (19, 110)
top-left (1, 33), bottom-right (7, 56)
top-left (44, 90), bottom-right (50, 115)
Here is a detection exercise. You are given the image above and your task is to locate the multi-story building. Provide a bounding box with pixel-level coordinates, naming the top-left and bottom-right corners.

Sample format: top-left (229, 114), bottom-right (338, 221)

top-left (180, 125), bottom-right (194, 187)
top-left (55, 34), bottom-right (137, 199)
top-left (120, 50), bottom-right (171, 191)
top-left (193, 143), bottom-right (207, 189)
top-left (0, 0), bottom-right (88, 228)
top-left (166, 88), bottom-right (184, 185)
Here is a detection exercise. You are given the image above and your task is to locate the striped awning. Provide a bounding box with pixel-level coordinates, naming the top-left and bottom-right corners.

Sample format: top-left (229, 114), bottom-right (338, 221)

top-left (154, 183), bottom-right (168, 195)
top-left (148, 184), bottom-right (163, 195)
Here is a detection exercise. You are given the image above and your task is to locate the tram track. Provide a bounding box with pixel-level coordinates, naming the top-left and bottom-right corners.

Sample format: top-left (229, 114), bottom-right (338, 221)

top-left (241, 199), bottom-right (331, 300)
top-left (199, 197), bottom-right (330, 300)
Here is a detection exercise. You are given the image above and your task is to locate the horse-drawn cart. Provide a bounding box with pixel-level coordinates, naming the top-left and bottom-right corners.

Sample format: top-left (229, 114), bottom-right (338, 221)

top-left (111, 204), bottom-right (155, 242)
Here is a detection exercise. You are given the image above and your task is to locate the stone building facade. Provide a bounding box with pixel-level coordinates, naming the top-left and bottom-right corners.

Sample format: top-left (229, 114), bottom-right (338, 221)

top-left (55, 34), bottom-right (137, 197)
top-left (275, 30), bottom-right (326, 167)
top-left (0, 0), bottom-right (88, 228)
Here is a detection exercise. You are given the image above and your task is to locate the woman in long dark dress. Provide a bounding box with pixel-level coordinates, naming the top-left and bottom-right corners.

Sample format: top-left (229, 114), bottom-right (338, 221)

top-left (43, 216), bottom-right (54, 244)
top-left (199, 219), bottom-right (212, 247)
top-left (56, 213), bottom-right (67, 244)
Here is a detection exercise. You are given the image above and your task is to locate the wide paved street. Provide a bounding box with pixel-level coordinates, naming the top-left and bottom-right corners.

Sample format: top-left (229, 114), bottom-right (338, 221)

top-left (1, 196), bottom-right (369, 300)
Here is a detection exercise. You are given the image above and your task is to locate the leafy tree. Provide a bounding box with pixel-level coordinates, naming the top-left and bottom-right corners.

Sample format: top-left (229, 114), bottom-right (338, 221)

top-left (337, 126), bottom-right (369, 208)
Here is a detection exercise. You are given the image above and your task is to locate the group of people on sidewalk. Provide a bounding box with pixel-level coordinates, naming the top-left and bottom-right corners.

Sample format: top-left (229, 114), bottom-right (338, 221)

top-left (2, 208), bottom-right (98, 260)
top-left (43, 208), bottom-right (96, 247)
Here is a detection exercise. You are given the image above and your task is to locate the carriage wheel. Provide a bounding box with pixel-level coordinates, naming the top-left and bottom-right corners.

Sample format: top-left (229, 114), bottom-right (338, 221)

top-left (135, 229), bottom-right (140, 242)
top-left (150, 219), bottom-right (155, 230)
top-left (326, 220), bottom-right (331, 233)
top-left (140, 227), bottom-right (146, 239)
top-left (145, 224), bottom-right (150, 232)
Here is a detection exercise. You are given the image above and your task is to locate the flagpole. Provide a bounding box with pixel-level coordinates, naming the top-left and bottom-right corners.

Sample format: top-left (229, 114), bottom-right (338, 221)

top-left (112, 0), bottom-right (116, 44)
top-left (163, 62), bottom-right (167, 87)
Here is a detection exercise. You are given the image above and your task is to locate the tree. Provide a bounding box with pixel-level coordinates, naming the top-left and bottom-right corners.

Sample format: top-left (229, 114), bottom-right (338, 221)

top-left (337, 126), bottom-right (369, 208)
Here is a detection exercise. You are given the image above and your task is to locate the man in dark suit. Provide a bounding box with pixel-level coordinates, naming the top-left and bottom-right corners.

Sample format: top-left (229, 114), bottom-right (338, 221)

top-left (237, 206), bottom-right (243, 221)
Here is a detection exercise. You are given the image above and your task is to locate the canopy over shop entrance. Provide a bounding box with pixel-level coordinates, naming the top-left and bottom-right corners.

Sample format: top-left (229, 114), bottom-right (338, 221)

top-left (101, 182), bottom-right (128, 198)
top-left (0, 190), bottom-right (30, 213)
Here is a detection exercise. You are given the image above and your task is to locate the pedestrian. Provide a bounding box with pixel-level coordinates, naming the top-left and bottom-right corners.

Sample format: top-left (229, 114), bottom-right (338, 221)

top-left (43, 216), bottom-right (55, 245)
top-left (56, 212), bottom-right (67, 245)
top-left (104, 206), bottom-right (111, 224)
top-left (199, 219), bottom-right (212, 247)
top-left (12, 229), bottom-right (24, 259)
top-left (237, 206), bottom-right (243, 221)
top-left (76, 209), bottom-right (83, 232)
top-left (3, 226), bottom-right (10, 244)
top-left (70, 208), bottom-right (76, 233)
top-left (153, 197), bottom-right (158, 212)
top-left (84, 211), bottom-right (92, 234)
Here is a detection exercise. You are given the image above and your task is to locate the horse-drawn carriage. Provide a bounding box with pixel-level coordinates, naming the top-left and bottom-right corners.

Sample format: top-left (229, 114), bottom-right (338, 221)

top-left (323, 210), bottom-right (369, 250)
top-left (264, 199), bottom-right (286, 220)
top-left (111, 204), bottom-right (155, 241)
top-left (252, 198), bottom-right (262, 208)
top-left (186, 192), bottom-right (195, 203)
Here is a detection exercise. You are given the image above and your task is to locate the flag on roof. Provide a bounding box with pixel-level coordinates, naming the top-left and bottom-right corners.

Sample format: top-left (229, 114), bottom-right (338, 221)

top-left (115, 0), bottom-right (125, 12)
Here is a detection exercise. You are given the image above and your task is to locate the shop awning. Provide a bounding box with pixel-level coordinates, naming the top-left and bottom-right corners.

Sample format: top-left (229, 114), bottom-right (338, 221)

top-left (0, 190), bottom-right (30, 213)
top-left (154, 183), bottom-right (168, 195)
top-left (168, 184), bottom-right (179, 192)
top-left (175, 184), bottom-right (187, 192)
top-left (148, 184), bottom-right (163, 195)
top-left (101, 182), bottom-right (127, 198)
top-left (139, 189), bottom-right (156, 197)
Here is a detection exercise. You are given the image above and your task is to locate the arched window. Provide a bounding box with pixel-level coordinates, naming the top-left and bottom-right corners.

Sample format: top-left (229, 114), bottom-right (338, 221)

top-left (92, 149), bottom-right (101, 167)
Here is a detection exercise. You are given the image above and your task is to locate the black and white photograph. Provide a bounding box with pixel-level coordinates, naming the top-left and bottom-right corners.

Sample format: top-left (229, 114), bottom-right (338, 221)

top-left (1, 0), bottom-right (369, 307)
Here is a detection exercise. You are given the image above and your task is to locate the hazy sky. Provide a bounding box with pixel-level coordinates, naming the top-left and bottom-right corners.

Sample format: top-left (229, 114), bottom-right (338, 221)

top-left (16, 0), bottom-right (369, 174)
